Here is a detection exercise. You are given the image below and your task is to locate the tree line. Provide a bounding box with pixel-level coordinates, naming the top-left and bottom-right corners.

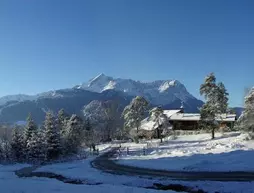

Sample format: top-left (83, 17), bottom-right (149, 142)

top-left (0, 110), bottom-right (93, 163)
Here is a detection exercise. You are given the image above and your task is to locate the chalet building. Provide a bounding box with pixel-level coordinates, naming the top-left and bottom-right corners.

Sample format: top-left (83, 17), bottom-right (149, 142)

top-left (140, 105), bottom-right (237, 131)
top-left (169, 111), bottom-right (236, 130)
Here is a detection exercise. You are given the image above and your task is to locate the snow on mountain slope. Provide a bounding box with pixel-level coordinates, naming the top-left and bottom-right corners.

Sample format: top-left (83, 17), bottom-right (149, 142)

top-left (77, 74), bottom-right (195, 105)
top-left (0, 90), bottom-right (72, 106)
top-left (0, 94), bottom-right (36, 106)
top-left (0, 74), bottom-right (201, 111)
top-left (158, 80), bottom-right (177, 92)
top-left (80, 73), bottom-right (114, 93)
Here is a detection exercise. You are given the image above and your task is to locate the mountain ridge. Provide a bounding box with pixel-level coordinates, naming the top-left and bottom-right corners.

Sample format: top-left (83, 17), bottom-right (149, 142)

top-left (1, 74), bottom-right (195, 106)
top-left (74, 74), bottom-right (196, 106)
top-left (0, 73), bottom-right (237, 124)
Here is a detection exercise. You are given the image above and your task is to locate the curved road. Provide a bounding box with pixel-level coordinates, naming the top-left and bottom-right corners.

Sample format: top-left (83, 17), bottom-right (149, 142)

top-left (91, 148), bottom-right (254, 182)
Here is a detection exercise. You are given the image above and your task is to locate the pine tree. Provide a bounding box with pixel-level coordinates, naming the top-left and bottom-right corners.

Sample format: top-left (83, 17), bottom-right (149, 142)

top-left (200, 73), bottom-right (217, 139)
top-left (56, 109), bottom-right (69, 154)
top-left (57, 109), bottom-right (69, 136)
top-left (27, 131), bottom-right (46, 162)
top-left (37, 128), bottom-right (47, 161)
top-left (23, 114), bottom-right (37, 146)
top-left (216, 82), bottom-right (229, 114)
top-left (1, 136), bottom-right (11, 162)
top-left (200, 73), bottom-right (229, 139)
top-left (44, 112), bottom-right (61, 160)
top-left (200, 73), bottom-right (217, 102)
top-left (10, 126), bottom-right (24, 162)
top-left (24, 125), bottom-right (46, 163)
top-left (149, 107), bottom-right (169, 143)
top-left (122, 96), bottom-right (149, 142)
top-left (27, 131), bottom-right (41, 162)
top-left (64, 115), bottom-right (84, 155)
top-left (238, 88), bottom-right (254, 137)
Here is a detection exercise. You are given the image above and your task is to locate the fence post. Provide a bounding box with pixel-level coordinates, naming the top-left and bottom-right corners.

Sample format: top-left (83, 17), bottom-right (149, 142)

top-left (127, 147), bottom-right (129, 155)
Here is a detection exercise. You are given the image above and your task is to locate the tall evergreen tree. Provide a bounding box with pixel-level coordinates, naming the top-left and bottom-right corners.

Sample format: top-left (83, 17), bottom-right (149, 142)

top-left (216, 82), bottom-right (229, 114)
top-left (64, 115), bottom-right (85, 155)
top-left (37, 128), bottom-right (47, 161)
top-left (27, 131), bottom-right (45, 162)
top-left (57, 109), bottom-right (69, 136)
top-left (200, 73), bottom-right (217, 139)
top-left (122, 96), bottom-right (149, 142)
top-left (44, 112), bottom-right (61, 160)
top-left (200, 73), bottom-right (217, 101)
top-left (11, 126), bottom-right (24, 162)
top-left (238, 88), bottom-right (254, 137)
top-left (1, 130), bottom-right (11, 162)
top-left (23, 114), bottom-right (37, 146)
top-left (200, 73), bottom-right (229, 139)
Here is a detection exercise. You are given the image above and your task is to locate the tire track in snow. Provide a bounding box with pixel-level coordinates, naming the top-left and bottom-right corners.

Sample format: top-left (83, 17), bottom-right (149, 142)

top-left (91, 147), bottom-right (254, 182)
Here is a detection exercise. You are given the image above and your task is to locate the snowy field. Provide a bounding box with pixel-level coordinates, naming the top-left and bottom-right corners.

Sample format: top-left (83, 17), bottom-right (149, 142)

top-left (0, 163), bottom-right (173, 193)
top-left (36, 152), bottom-right (254, 193)
top-left (116, 132), bottom-right (254, 172)
top-left (0, 145), bottom-right (171, 193)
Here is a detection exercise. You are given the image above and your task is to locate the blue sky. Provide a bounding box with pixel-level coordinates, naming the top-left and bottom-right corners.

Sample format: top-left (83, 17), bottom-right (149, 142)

top-left (0, 0), bottom-right (253, 107)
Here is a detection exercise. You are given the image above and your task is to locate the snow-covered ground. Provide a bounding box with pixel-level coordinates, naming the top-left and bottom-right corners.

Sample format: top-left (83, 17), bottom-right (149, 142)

top-left (36, 158), bottom-right (156, 186)
top-left (0, 146), bottom-right (170, 193)
top-left (36, 151), bottom-right (254, 193)
top-left (116, 132), bottom-right (254, 172)
top-left (0, 163), bottom-right (172, 193)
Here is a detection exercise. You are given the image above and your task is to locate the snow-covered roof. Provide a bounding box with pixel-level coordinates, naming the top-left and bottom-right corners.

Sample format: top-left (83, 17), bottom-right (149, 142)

top-left (163, 110), bottom-right (181, 117)
top-left (170, 113), bottom-right (200, 121)
top-left (169, 113), bottom-right (236, 122)
top-left (140, 118), bottom-right (156, 131)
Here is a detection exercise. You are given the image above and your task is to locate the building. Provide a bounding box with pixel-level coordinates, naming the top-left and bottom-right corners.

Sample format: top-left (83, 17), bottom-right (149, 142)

top-left (140, 107), bottom-right (237, 131)
top-left (169, 112), bottom-right (237, 130)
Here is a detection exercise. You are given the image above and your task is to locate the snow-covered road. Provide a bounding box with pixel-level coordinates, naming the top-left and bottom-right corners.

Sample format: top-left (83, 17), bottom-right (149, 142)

top-left (92, 147), bottom-right (254, 181)
top-left (1, 163), bottom-right (174, 193)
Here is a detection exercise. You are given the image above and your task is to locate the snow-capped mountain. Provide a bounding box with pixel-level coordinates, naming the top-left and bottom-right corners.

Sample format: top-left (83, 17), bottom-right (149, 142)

top-left (0, 94), bottom-right (37, 106)
top-left (75, 73), bottom-right (196, 105)
top-left (0, 73), bottom-right (197, 107)
top-left (0, 74), bottom-right (205, 124)
top-left (0, 90), bottom-right (70, 106)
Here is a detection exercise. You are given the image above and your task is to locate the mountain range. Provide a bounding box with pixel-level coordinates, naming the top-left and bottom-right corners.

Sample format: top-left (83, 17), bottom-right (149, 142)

top-left (0, 73), bottom-right (221, 124)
